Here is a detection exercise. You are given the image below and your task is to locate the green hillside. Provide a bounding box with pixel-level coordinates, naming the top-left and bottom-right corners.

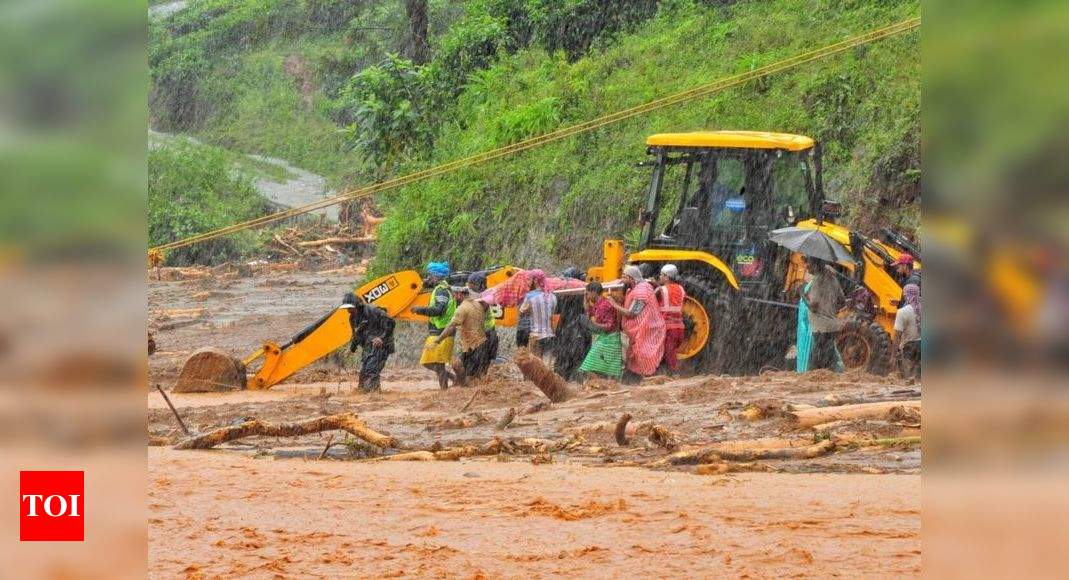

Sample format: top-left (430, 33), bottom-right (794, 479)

top-left (149, 0), bottom-right (920, 271)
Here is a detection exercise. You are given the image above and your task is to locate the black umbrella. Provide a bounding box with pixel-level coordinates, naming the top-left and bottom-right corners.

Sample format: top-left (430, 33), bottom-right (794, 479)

top-left (768, 227), bottom-right (856, 266)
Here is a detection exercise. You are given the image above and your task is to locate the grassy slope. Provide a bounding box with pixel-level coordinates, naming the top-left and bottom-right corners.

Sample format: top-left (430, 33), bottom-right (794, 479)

top-left (372, 0), bottom-right (920, 274)
top-left (149, 139), bottom-right (271, 265)
top-left (201, 37), bottom-right (355, 180)
top-left (150, 0), bottom-right (919, 273)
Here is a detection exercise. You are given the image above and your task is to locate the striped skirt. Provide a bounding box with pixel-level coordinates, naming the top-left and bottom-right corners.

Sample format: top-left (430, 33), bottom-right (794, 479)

top-left (579, 332), bottom-right (623, 379)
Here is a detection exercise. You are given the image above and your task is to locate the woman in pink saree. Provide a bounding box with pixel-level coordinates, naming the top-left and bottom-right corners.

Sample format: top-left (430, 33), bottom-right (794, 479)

top-left (608, 265), bottom-right (666, 378)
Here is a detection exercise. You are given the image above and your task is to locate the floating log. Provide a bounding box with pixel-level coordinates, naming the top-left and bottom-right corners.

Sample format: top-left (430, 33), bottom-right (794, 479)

top-left (788, 400), bottom-right (921, 428)
top-left (374, 451), bottom-right (436, 462)
top-left (370, 439), bottom-right (503, 462)
top-left (514, 348), bottom-right (572, 402)
top-left (174, 412), bottom-right (395, 450)
top-left (652, 438), bottom-right (835, 466)
top-left (615, 413), bottom-right (632, 446)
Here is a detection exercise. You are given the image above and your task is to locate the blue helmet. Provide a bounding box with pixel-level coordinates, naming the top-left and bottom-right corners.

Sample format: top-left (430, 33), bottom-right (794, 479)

top-left (426, 261), bottom-right (450, 278)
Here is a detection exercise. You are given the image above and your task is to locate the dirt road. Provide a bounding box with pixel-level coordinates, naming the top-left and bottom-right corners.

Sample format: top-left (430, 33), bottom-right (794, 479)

top-left (149, 447), bottom-right (919, 577)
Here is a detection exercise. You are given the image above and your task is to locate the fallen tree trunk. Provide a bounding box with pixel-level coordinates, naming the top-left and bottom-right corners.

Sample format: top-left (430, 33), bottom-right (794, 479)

top-left (788, 400), bottom-right (921, 428)
top-left (369, 439), bottom-right (504, 462)
top-left (713, 439), bottom-right (835, 462)
top-left (174, 413), bottom-right (396, 450)
top-left (651, 438), bottom-right (835, 466)
top-left (272, 233), bottom-right (300, 255)
top-left (373, 450), bottom-right (435, 461)
top-left (297, 236), bottom-right (376, 248)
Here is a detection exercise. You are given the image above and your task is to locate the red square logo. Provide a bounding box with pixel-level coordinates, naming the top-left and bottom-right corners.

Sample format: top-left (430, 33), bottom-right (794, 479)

top-left (19, 471), bottom-right (84, 541)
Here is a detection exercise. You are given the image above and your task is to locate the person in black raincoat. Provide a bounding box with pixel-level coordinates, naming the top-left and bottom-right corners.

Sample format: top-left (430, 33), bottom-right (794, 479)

top-left (342, 293), bottom-right (395, 392)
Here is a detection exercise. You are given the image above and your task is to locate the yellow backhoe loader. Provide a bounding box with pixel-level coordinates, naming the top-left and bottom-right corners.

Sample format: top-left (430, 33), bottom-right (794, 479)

top-left (179, 130), bottom-right (920, 389)
top-left (178, 267), bottom-right (523, 391)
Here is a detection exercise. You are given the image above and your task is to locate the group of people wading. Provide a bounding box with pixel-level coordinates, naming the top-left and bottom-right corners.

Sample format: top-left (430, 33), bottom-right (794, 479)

top-left (579, 264), bottom-right (687, 383)
top-left (342, 255), bottom-right (921, 390)
top-left (342, 261), bottom-right (690, 391)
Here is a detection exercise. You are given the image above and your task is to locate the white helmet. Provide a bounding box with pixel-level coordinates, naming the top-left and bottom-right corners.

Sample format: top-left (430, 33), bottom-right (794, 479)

top-left (661, 264), bottom-right (679, 280)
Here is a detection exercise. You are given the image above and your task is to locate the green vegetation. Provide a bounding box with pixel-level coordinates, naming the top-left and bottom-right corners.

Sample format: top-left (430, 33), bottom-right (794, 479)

top-left (375, 0), bottom-right (920, 271)
top-left (150, 0), bottom-right (919, 272)
top-left (149, 140), bottom-right (272, 265)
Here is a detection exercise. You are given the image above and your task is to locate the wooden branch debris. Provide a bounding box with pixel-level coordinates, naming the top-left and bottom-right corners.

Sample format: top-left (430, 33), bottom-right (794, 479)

top-left (148, 435), bottom-right (174, 446)
top-left (647, 425), bottom-right (678, 450)
top-left (650, 438), bottom-right (836, 467)
top-left (296, 236), bottom-right (376, 248)
top-left (155, 385), bottom-right (191, 436)
top-left (495, 407), bottom-right (517, 430)
top-left (461, 387), bottom-right (482, 411)
top-left (272, 233), bottom-right (299, 255)
top-left (615, 413), bottom-right (632, 446)
top-left (318, 434), bottom-right (336, 460)
top-left (695, 462), bottom-right (768, 475)
top-left (157, 317), bottom-right (210, 332)
top-left (174, 413), bottom-right (396, 450)
top-left (788, 400), bottom-right (921, 428)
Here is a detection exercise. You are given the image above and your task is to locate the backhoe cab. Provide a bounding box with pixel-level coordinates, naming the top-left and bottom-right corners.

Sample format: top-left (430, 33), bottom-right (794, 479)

top-left (595, 131), bottom-right (915, 374)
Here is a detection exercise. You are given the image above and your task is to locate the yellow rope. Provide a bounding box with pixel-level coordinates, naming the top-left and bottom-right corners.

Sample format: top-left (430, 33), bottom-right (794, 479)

top-left (151, 17), bottom-right (920, 254)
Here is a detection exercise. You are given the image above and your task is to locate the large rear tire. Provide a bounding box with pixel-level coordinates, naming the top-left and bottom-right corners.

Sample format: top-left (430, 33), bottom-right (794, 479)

top-left (835, 318), bottom-right (893, 375)
top-left (677, 277), bottom-right (743, 375)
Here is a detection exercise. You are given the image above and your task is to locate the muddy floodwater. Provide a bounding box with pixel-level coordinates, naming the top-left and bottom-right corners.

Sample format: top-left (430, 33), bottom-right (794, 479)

top-left (149, 267), bottom-right (922, 576)
top-left (149, 448), bottom-right (919, 577)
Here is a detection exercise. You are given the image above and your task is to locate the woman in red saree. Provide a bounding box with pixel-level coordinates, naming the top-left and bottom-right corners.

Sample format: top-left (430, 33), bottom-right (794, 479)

top-left (609, 265), bottom-right (666, 378)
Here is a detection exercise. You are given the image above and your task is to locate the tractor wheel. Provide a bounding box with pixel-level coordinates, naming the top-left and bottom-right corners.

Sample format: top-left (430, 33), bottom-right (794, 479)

top-left (677, 279), bottom-right (741, 374)
top-left (835, 319), bottom-right (893, 376)
top-left (677, 295), bottom-right (711, 362)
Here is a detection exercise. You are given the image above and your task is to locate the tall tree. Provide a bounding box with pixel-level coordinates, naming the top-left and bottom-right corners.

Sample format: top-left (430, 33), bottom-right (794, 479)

top-left (403, 0), bottom-right (429, 64)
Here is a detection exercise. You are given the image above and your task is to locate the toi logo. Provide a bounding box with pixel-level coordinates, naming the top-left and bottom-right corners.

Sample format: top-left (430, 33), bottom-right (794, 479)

top-left (19, 471), bottom-right (84, 541)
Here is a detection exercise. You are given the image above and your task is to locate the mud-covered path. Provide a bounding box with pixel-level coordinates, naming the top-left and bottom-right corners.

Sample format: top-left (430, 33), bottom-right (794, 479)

top-left (149, 447), bottom-right (920, 577)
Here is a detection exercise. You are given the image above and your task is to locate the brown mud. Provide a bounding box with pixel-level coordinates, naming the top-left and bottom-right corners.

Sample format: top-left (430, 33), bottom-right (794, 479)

top-left (149, 448), bottom-right (919, 577)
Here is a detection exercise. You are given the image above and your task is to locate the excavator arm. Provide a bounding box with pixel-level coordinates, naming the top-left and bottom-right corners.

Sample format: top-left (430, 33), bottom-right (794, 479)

top-left (243, 269), bottom-right (426, 390)
top-left (242, 266), bottom-right (520, 390)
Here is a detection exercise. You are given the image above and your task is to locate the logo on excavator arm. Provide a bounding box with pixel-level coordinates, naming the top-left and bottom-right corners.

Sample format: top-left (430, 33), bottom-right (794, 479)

top-left (362, 276), bottom-right (398, 303)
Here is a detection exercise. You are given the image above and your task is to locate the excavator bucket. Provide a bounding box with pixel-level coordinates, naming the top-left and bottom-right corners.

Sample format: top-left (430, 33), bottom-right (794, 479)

top-left (173, 347), bottom-right (247, 392)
